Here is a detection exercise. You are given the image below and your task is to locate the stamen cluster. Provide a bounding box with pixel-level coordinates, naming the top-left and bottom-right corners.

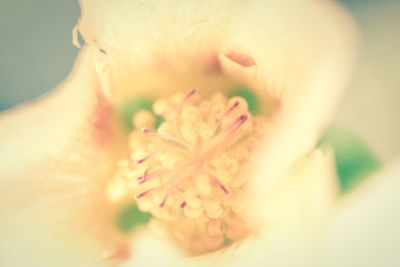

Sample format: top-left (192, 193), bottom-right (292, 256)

top-left (110, 89), bottom-right (267, 253)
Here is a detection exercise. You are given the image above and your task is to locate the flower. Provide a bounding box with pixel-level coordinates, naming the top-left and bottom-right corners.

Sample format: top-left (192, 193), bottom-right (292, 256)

top-left (0, 0), bottom-right (361, 266)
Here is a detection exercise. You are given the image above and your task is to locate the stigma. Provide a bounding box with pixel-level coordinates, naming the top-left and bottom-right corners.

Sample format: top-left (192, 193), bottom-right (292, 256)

top-left (109, 89), bottom-right (267, 254)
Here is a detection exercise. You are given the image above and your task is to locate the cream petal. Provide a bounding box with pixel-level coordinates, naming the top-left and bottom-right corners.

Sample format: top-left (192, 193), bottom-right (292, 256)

top-left (0, 207), bottom-right (105, 267)
top-left (0, 47), bottom-right (99, 176)
top-left (234, 1), bottom-right (359, 216)
top-left (77, 0), bottom-right (240, 64)
top-left (249, 149), bottom-right (339, 226)
top-left (328, 159), bottom-right (400, 267)
top-left (0, 47), bottom-right (114, 266)
top-left (76, 0), bottom-right (247, 102)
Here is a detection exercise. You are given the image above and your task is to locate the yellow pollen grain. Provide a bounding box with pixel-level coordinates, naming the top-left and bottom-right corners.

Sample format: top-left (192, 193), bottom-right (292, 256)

top-left (133, 110), bottom-right (155, 129)
top-left (153, 99), bottom-right (170, 115)
top-left (184, 205), bottom-right (203, 218)
top-left (184, 187), bottom-right (201, 206)
top-left (203, 198), bottom-right (221, 214)
top-left (195, 174), bottom-right (212, 196)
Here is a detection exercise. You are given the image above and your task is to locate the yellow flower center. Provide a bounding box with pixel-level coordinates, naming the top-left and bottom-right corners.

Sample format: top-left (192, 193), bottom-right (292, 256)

top-left (108, 88), bottom-right (267, 254)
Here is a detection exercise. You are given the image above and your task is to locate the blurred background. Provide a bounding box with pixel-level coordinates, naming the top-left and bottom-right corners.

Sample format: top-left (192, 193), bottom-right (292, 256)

top-left (0, 0), bottom-right (399, 163)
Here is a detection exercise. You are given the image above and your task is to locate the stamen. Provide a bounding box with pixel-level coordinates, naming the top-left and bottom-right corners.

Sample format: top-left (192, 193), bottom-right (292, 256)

top-left (135, 189), bottom-right (153, 199)
top-left (212, 176), bottom-right (229, 195)
top-left (174, 89), bottom-right (198, 138)
top-left (141, 127), bottom-right (190, 149)
top-left (159, 194), bottom-right (169, 208)
top-left (135, 150), bottom-right (165, 165)
top-left (136, 155), bottom-right (151, 165)
top-left (225, 114), bottom-right (248, 137)
top-left (137, 169), bottom-right (150, 184)
top-left (112, 89), bottom-right (267, 254)
top-left (137, 168), bottom-right (171, 185)
top-left (203, 114), bottom-right (248, 157)
top-left (213, 100), bottom-right (240, 133)
top-left (205, 169), bottom-right (229, 195)
top-left (158, 166), bottom-right (197, 208)
top-left (225, 101), bottom-right (240, 116)
top-left (181, 88), bottom-right (197, 104)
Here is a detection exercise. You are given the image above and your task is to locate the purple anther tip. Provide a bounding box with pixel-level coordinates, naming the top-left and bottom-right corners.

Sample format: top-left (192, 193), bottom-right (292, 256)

top-left (159, 200), bottom-right (166, 208)
top-left (142, 127), bottom-right (149, 133)
top-left (180, 202), bottom-right (187, 209)
top-left (136, 191), bottom-right (148, 199)
top-left (240, 114), bottom-right (248, 121)
top-left (188, 88), bottom-right (197, 96)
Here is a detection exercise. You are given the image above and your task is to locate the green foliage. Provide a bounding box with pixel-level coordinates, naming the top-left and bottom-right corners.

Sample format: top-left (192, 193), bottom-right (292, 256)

top-left (120, 98), bottom-right (153, 130)
top-left (155, 115), bottom-right (164, 129)
top-left (228, 85), bottom-right (260, 115)
top-left (117, 203), bottom-right (151, 232)
top-left (318, 127), bottom-right (381, 193)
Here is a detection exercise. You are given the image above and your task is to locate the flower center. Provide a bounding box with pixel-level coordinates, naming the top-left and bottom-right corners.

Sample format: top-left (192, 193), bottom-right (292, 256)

top-left (108, 88), bottom-right (267, 254)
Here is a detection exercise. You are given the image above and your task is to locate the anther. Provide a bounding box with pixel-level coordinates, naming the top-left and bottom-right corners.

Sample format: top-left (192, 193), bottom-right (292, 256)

top-left (135, 190), bottom-right (152, 199)
top-left (136, 155), bottom-right (151, 165)
top-left (159, 189), bottom-right (173, 208)
top-left (225, 101), bottom-right (240, 116)
top-left (135, 150), bottom-right (165, 165)
top-left (182, 88), bottom-right (197, 104)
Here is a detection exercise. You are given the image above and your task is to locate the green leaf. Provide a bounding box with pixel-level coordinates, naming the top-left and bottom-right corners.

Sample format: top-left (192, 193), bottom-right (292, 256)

top-left (155, 115), bottom-right (164, 129)
top-left (120, 98), bottom-right (153, 130)
top-left (116, 203), bottom-right (151, 233)
top-left (228, 85), bottom-right (260, 115)
top-left (318, 127), bottom-right (381, 193)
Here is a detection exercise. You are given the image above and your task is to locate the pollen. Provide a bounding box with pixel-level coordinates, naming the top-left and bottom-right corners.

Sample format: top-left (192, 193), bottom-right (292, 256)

top-left (110, 89), bottom-right (267, 254)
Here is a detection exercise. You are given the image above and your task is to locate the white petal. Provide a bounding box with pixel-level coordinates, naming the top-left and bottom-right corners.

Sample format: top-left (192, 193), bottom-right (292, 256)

top-left (77, 0), bottom-right (237, 62)
top-left (328, 159), bottom-right (400, 267)
top-left (0, 47), bottom-right (113, 266)
top-left (239, 0), bottom-right (358, 212)
top-left (0, 47), bottom-right (99, 176)
top-left (251, 149), bottom-right (339, 226)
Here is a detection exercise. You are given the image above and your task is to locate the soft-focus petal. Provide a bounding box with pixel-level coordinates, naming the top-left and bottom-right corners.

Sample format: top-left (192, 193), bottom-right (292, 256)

top-left (328, 159), bottom-right (400, 267)
top-left (237, 0), bottom-right (358, 222)
top-left (0, 47), bottom-right (111, 266)
top-left (0, 47), bottom-right (98, 175)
